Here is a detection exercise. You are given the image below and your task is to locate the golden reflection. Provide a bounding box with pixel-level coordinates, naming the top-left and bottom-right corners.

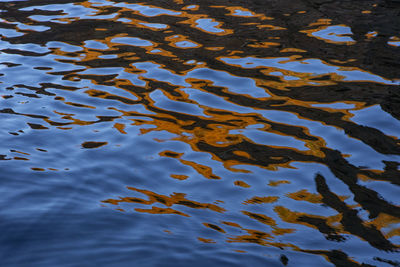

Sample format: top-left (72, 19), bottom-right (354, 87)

top-left (198, 237), bottom-right (216, 244)
top-left (165, 34), bottom-right (202, 49)
top-left (170, 174), bottom-right (189, 180)
top-left (301, 25), bottom-right (356, 45)
top-left (182, 5), bottom-right (199, 11)
top-left (135, 206), bottom-right (189, 217)
top-left (113, 123), bottom-right (127, 134)
top-left (268, 180), bottom-right (291, 187)
top-left (103, 186), bottom-right (226, 214)
top-left (256, 25), bottom-right (286, 31)
top-left (275, 206), bottom-right (342, 232)
top-left (243, 196), bottom-right (279, 205)
top-left (160, 150), bottom-right (221, 179)
top-left (179, 15), bottom-right (233, 36)
top-left (247, 42), bottom-right (280, 48)
top-left (234, 180), bottom-right (251, 188)
top-left (2, 0), bottom-right (399, 264)
top-left (287, 189), bottom-right (325, 204)
top-left (280, 48), bottom-right (307, 53)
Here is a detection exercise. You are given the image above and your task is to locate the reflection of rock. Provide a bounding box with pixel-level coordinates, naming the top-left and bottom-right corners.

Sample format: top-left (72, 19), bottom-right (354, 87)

top-left (385, 0), bottom-right (400, 4)
top-left (382, 86), bottom-right (400, 120)
top-left (1, 1), bottom-right (399, 264)
top-left (307, 0), bottom-right (334, 5)
top-left (315, 173), bottom-right (398, 251)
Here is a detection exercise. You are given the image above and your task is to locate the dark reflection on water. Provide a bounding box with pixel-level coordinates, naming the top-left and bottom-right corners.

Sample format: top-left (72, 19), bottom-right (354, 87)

top-left (0, 0), bottom-right (399, 266)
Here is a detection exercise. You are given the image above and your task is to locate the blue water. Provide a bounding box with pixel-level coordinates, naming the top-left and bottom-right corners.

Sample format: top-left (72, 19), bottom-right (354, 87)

top-left (0, 0), bottom-right (399, 266)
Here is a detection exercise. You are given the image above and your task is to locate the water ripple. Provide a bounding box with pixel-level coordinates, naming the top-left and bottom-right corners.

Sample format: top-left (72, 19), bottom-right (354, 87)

top-left (1, 0), bottom-right (399, 266)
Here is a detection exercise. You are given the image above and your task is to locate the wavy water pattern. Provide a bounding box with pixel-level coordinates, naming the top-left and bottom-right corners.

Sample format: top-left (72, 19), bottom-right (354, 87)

top-left (0, 0), bottom-right (399, 266)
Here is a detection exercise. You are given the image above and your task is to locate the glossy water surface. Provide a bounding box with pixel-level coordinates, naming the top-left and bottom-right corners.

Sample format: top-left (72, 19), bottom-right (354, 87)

top-left (1, 0), bottom-right (399, 266)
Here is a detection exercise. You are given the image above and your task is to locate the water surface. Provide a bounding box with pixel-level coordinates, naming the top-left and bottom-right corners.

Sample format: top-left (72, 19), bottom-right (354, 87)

top-left (1, 0), bottom-right (399, 266)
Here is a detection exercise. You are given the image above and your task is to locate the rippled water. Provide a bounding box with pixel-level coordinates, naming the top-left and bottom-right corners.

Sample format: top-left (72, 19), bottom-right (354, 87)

top-left (1, 0), bottom-right (399, 266)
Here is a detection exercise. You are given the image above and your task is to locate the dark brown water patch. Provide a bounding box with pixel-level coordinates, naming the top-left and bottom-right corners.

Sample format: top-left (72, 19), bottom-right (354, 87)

top-left (81, 141), bottom-right (108, 149)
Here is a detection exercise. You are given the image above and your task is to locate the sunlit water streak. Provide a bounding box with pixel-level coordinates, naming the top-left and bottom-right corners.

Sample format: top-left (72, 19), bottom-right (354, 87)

top-left (0, 0), bottom-right (399, 266)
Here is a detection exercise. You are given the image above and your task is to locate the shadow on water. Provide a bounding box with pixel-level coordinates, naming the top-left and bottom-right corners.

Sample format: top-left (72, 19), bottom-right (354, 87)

top-left (0, 0), bottom-right (399, 266)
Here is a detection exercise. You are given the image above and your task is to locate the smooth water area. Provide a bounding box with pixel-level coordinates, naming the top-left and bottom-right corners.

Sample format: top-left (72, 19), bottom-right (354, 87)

top-left (0, 0), bottom-right (399, 266)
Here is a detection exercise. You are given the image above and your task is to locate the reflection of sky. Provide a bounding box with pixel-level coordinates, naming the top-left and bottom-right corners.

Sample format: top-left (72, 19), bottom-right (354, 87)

top-left (98, 54), bottom-right (117, 59)
top-left (182, 88), bottom-right (257, 114)
top-left (111, 37), bottom-right (153, 47)
top-left (17, 24), bottom-right (50, 32)
top-left (150, 89), bottom-right (206, 117)
top-left (0, 1), bottom-right (398, 265)
top-left (232, 9), bottom-right (254, 17)
top-left (47, 41), bottom-right (82, 52)
top-left (388, 37), bottom-right (400, 47)
top-left (220, 57), bottom-right (399, 85)
top-left (229, 127), bottom-right (307, 150)
top-left (139, 23), bottom-right (168, 29)
top-left (133, 62), bottom-right (188, 86)
top-left (21, 3), bottom-right (94, 13)
top-left (132, 62), bottom-right (270, 98)
top-left (84, 40), bottom-right (108, 50)
top-left (311, 102), bottom-right (356, 109)
top-left (0, 28), bottom-right (24, 37)
top-left (350, 105), bottom-right (400, 139)
top-left (269, 72), bottom-right (301, 81)
top-left (24, 3), bottom-right (117, 21)
top-left (81, 67), bottom-right (146, 87)
top-left (23, 2), bottom-right (181, 20)
top-left (388, 41), bottom-right (400, 47)
top-left (0, 39), bottom-right (50, 53)
top-left (174, 41), bottom-right (198, 48)
top-left (311, 25), bottom-right (355, 44)
top-left (184, 5), bottom-right (197, 10)
top-left (257, 110), bottom-right (399, 170)
top-left (0, 53), bottom-right (81, 87)
top-left (114, 3), bottom-right (181, 17)
top-left (195, 19), bottom-right (224, 33)
top-left (180, 87), bottom-right (400, 170)
top-left (188, 68), bottom-right (270, 98)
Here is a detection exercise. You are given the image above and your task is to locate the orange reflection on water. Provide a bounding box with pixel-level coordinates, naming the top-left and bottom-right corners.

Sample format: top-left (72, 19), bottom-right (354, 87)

top-left (103, 186), bottom-right (226, 215)
top-left (1, 0), bottom-right (399, 265)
